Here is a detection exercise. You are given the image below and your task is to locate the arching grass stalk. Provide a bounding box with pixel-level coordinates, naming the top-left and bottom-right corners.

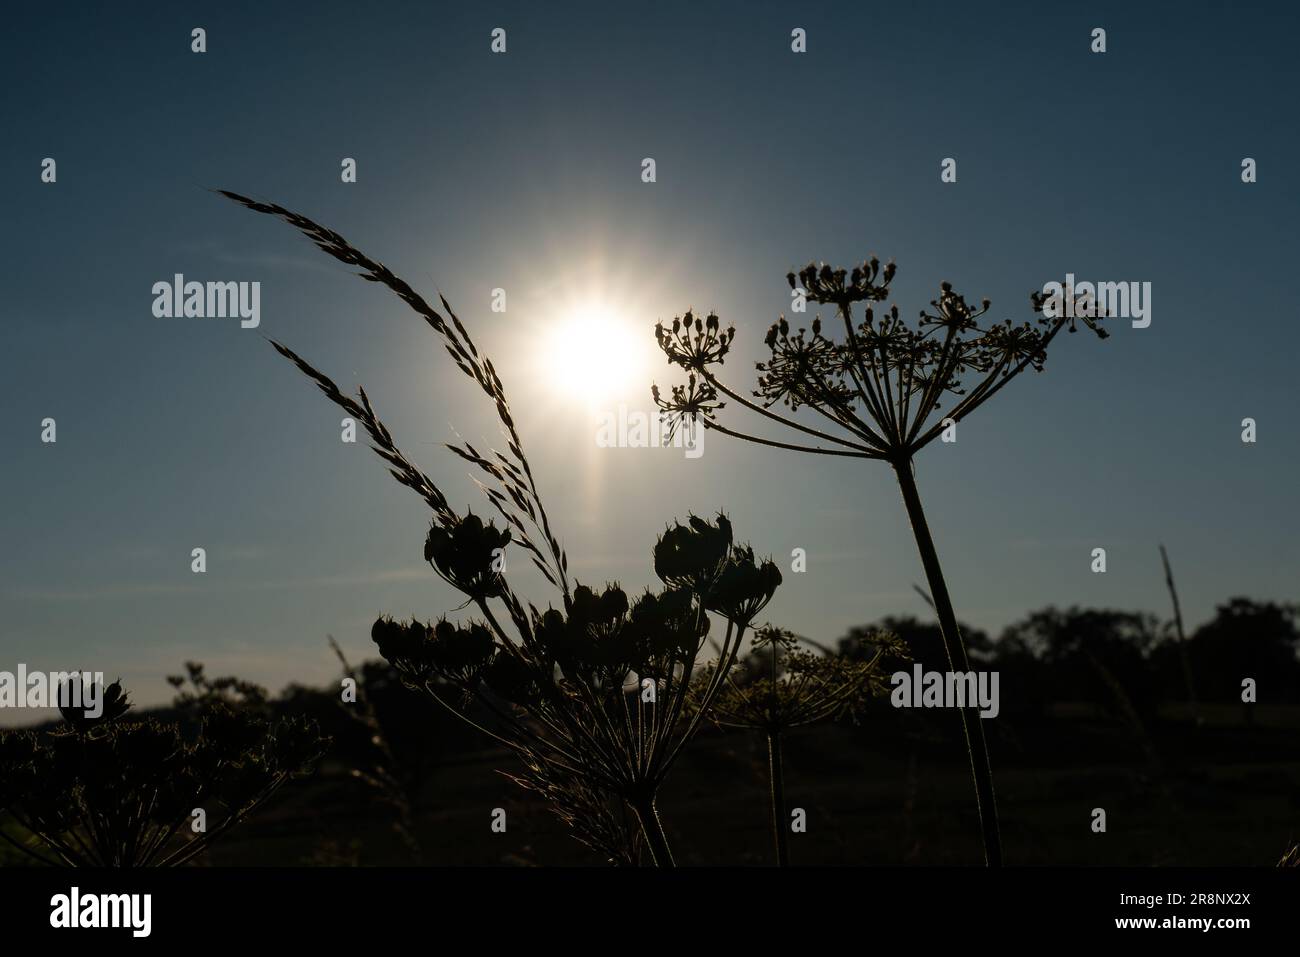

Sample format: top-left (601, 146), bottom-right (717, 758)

top-left (653, 258), bottom-right (1110, 865)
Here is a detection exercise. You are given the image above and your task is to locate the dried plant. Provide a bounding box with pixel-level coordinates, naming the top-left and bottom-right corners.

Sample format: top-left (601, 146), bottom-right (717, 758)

top-left (222, 192), bottom-right (782, 865)
top-left (692, 625), bottom-right (906, 864)
top-left (0, 687), bottom-right (325, 867)
top-left (653, 258), bottom-right (1110, 865)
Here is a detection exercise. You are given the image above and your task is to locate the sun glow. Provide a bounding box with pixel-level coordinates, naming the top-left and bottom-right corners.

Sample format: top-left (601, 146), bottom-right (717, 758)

top-left (539, 303), bottom-right (653, 404)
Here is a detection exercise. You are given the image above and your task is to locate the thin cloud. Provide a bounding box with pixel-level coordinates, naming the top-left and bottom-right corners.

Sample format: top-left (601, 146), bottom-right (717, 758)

top-left (4, 566), bottom-right (432, 602)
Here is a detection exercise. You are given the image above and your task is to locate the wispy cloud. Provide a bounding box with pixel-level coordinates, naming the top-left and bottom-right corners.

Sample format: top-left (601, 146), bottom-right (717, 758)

top-left (173, 238), bottom-right (338, 275)
top-left (3, 567), bottom-right (431, 602)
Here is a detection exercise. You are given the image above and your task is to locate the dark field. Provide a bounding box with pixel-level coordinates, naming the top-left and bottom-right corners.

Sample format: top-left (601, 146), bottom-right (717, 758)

top-left (173, 702), bottom-right (1300, 867)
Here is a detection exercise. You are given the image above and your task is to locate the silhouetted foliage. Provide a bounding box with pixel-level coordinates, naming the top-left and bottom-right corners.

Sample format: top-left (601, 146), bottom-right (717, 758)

top-left (1185, 599), bottom-right (1300, 701)
top-left (840, 598), bottom-right (1300, 725)
top-left (0, 688), bottom-right (326, 867)
top-left (1001, 608), bottom-right (1161, 719)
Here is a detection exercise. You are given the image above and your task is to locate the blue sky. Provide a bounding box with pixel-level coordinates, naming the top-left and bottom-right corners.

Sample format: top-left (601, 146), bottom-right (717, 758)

top-left (2, 1), bottom-right (1297, 718)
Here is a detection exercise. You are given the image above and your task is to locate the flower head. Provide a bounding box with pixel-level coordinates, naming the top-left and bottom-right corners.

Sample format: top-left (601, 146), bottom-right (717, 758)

top-left (654, 309), bottom-right (735, 371)
top-left (58, 678), bottom-right (131, 731)
top-left (790, 257), bottom-right (895, 308)
top-left (424, 511), bottom-right (511, 600)
top-left (705, 545), bottom-right (782, 626)
top-left (652, 373), bottom-right (721, 441)
top-left (628, 586), bottom-right (710, 664)
top-left (653, 513), bottom-right (733, 593)
top-left (371, 615), bottom-right (496, 684)
top-left (482, 650), bottom-right (547, 706)
top-left (757, 317), bottom-right (856, 412)
top-left (535, 584), bottom-right (633, 674)
top-left (656, 256), bottom-right (1111, 462)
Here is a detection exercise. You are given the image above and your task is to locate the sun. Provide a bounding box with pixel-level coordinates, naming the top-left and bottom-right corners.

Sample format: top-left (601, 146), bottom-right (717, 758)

top-left (538, 303), bottom-right (652, 404)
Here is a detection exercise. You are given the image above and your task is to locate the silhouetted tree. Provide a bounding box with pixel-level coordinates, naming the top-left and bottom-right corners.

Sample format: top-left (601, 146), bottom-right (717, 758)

top-left (1184, 599), bottom-right (1300, 721)
top-left (1000, 607), bottom-right (1159, 719)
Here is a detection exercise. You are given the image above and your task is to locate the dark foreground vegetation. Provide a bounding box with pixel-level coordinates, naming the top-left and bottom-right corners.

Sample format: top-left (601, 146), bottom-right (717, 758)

top-left (4, 598), bottom-right (1295, 867)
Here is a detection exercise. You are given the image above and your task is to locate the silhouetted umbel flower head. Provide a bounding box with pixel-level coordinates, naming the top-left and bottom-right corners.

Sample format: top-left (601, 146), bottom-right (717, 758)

top-left (629, 586), bottom-right (710, 664)
top-left (536, 583), bottom-right (631, 674)
top-left (697, 625), bottom-right (907, 732)
top-left (424, 511), bottom-right (511, 599)
top-left (705, 546), bottom-right (782, 626)
top-left (370, 616), bottom-right (496, 685)
top-left (653, 513), bottom-right (733, 593)
top-left (654, 257), bottom-right (1109, 460)
top-left (654, 309), bottom-right (735, 370)
top-left (57, 678), bottom-right (131, 731)
top-left (790, 257), bottom-right (895, 308)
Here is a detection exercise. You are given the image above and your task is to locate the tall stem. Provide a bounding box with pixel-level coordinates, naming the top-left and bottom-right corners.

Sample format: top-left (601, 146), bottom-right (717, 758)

top-left (767, 728), bottom-right (789, 866)
top-left (1159, 544), bottom-right (1201, 726)
top-left (892, 457), bottom-right (1003, 866)
top-left (632, 797), bottom-right (676, 868)
top-left (766, 638), bottom-right (790, 867)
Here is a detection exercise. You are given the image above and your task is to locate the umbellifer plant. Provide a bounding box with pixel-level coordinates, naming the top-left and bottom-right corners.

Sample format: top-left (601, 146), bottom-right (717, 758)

top-left (691, 629), bottom-right (904, 868)
top-left (376, 520), bottom-right (780, 866)
top-left (692, 625), bottom-right (906, 865)
top-left (653, 259), bottom-right (1109, 865)
top-left (221, 192), bottom-right (781, 865)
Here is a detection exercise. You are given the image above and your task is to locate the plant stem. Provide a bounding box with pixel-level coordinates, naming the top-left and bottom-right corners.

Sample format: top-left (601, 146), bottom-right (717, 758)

top-left (632, 797), bottom-right (676, 868)
top-left (766, 638), bottom-right (790, 867)
top-left (892, 457), bottom-right (1003, 867)
top-left (1159, 544), bottom-right (1201, 726)
top-left (767, 728), bottom-right (789, 866)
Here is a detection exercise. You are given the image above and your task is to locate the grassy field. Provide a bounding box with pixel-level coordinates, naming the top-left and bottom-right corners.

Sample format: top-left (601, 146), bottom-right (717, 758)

top-left (175, 703), bottom-right (1300, 867)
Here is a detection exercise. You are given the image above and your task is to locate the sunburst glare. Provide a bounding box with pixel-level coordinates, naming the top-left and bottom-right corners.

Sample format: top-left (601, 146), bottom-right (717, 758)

top-left (538, 301), bottom-right (653, 404)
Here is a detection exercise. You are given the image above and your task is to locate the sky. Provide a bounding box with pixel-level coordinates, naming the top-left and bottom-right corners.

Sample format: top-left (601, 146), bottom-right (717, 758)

top-left (2, 1), bottom-right (1297, 720)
